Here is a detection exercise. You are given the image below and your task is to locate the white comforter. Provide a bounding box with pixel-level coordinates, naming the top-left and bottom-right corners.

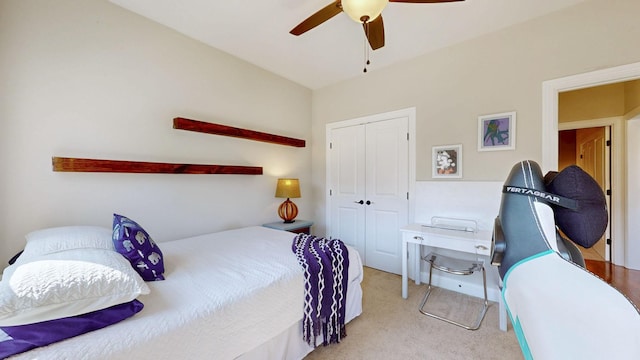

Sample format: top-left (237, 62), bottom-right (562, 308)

top-left (9, 226), bottom-right (363, 360)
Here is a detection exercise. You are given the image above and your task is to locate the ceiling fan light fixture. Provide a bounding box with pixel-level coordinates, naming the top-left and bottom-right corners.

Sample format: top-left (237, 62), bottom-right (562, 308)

top-left (342, 0), bottom-right (389, 23)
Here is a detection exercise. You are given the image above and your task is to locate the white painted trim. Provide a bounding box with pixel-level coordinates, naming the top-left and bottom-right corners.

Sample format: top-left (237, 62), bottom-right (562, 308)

top-left (543, 62), bottom-right (640, 172)
top-left (626, 116), bottom-right (640, 269)
top-left (325, 107), bottom-right (417, 236)
top-left (557, 116), bottom-right (621, 131)
top-left (624, 105), bottom-right (640, 121)
top-left (542, 61), bottom-right (640, 268)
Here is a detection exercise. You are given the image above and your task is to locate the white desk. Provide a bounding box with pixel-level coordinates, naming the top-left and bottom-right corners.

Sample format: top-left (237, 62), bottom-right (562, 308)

top-left (400, 223), bottom-right (508, 331)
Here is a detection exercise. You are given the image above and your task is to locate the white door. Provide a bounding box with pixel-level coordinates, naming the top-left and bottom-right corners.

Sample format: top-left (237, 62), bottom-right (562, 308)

top-left (576, 126), bottom-right (611, 261)
top-left (328, 116), bottom-right (409, 274)
top-left (364, 119), bottom-right (409, 273)
top-left (329, 125), bottom-right (366, 256)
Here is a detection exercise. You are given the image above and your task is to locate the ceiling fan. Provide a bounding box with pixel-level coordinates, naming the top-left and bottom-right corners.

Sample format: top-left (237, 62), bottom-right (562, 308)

top-left (290, 0), bottom-right (465, 51)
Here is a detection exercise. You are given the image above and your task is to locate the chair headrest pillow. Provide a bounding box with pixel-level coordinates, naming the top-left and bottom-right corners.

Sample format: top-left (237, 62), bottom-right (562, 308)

top-left (544, 165), bottom-right (607, 248)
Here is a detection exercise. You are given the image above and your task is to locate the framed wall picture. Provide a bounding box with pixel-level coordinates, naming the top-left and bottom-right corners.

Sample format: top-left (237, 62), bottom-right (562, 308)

top-left (478, 111), bottom-right (516, 151)
top-left (432, 144), bottom-right (462, 179)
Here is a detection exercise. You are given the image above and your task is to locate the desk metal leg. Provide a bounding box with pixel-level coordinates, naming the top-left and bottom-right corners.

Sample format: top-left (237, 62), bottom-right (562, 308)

top-left (414, 243), bottom-right (421, 285)
top-left (402, 239), bottom-right (408, 299)
top-left (499, 290), bottom-right (508, 331)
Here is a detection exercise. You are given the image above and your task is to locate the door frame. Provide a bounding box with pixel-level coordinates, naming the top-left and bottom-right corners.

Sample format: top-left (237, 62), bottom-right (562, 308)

top-left (325, 107), bottom-right (417, 241)
top-left (542, 61), bottom-right (640, 267)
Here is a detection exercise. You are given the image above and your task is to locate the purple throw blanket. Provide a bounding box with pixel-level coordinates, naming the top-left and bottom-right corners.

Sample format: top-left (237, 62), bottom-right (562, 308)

top-left (292, 234), bottom-right (349, 347)
top-left (0, 300), bottom-right (143, 359)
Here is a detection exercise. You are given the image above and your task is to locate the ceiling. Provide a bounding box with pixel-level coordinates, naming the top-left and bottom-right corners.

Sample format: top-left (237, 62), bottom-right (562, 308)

top-left (109, 0), bottom-right (587, 90)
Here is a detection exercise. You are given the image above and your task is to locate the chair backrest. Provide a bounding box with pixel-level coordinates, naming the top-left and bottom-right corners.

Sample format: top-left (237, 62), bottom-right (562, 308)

top-left (492, 159), bottom-right (610, 278)
top-left (492, 160), bottom-right (557, 278)
top-left (492, 161), bottom-right (638, 360)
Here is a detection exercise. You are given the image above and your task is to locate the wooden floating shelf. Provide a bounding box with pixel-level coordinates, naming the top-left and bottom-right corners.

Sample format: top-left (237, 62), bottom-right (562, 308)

top-left (173, 117), bottom-right (306, 148)
top-left (52, 157), bottom-right (262, 175)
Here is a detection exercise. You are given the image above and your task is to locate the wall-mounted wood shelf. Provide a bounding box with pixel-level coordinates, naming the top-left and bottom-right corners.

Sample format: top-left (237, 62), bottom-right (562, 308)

top-left (173, 117), bottom-right (306, 148)
top-left (52, 157), bottom-right (262, 175)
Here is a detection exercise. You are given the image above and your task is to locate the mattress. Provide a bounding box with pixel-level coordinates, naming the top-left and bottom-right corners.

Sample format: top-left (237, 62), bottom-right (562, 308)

top-left (7, 226), bottom-right (363, 359)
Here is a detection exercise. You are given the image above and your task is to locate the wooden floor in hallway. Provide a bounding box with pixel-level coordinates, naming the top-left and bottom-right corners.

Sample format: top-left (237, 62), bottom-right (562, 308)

top-left (585, 259), bottom-right (640, 307)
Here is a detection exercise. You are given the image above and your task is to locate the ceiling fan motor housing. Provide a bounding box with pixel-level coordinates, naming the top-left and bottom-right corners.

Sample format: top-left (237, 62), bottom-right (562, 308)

top-left (342, 0), bottom-right (389, 23)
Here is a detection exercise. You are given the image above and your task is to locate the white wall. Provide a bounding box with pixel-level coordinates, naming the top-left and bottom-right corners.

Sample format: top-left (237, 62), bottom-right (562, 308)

top-left (414, 181), bottom-right (503, 231)
top-left (311, 0), bottom-right (640, 236)
top-left (0, 0), bottom-right (312, 259)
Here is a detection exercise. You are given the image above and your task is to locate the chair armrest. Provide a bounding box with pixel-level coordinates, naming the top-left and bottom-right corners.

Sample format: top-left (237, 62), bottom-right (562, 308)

top-left (491, 217), bottom-right (506, 267)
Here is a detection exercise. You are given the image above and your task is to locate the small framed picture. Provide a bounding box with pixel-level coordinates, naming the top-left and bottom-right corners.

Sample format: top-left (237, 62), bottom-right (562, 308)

top-left (478, 111), bottom-right (516, 151)
top-left (432, 144), bottom-right (462, 179)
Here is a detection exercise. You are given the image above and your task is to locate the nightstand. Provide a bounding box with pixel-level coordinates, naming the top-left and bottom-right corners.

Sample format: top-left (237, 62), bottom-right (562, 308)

top-left (263, 220), bottom-right (313, 234)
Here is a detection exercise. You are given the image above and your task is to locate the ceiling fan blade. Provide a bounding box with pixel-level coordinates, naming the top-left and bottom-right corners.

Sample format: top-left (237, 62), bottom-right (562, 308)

top-left (389, 0), bottom-right (464, 3)
top-left (290, 1), bottom-right (343, 36)
top-left (364, 15), bottom-right (385, 50)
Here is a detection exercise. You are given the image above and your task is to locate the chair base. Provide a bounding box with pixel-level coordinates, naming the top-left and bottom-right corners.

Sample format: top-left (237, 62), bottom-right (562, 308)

top-left (418, 253), bottom-right (489, 330)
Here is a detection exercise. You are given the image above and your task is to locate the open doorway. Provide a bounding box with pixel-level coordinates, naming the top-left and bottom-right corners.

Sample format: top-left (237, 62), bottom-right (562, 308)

top-left (543, 62), bottom-right (640, 270)
top-left (558, 127), bottom-right (610, 261)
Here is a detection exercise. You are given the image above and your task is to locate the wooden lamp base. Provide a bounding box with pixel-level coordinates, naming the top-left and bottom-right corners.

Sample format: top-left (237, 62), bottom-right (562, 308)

top-left (278, 198), bottom-right (298, 223)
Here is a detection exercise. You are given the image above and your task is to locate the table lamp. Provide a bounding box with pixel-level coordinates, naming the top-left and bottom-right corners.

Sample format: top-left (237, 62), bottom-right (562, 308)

top-left (275, 178), bottom-right (301, 223)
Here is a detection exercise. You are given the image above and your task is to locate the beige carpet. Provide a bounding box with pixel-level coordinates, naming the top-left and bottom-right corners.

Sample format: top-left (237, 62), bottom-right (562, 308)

top-left (304, 267), bottom-right (523, 360)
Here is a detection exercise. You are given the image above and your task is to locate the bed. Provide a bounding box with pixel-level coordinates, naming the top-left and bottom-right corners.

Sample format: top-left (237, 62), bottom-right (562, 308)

top-left (1, 224), bottom-right (364, 359)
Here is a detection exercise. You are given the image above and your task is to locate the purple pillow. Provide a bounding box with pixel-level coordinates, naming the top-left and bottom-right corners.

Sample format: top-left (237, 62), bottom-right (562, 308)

top-left (112, 214), bottom-right (165, 281)
top-left (0, 300), bottom-right (144, 359)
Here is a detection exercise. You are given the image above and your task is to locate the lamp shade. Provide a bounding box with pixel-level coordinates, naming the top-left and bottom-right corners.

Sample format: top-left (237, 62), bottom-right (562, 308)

top-left (342, 0), bottom-right (388, 23)
top-left (275, 178), bottom-right (301, 199)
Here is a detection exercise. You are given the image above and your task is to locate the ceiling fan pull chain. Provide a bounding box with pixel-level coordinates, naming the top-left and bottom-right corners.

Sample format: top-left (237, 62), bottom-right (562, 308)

top-left (363, 37), bottom-right (367, 73)
top-left (363, 21), bottom-right (370, 73)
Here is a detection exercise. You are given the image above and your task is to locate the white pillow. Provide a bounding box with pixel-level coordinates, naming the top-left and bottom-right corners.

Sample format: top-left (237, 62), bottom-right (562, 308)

top-left (20, 226), bottom-right (114, 262)
top-left (0, 248), bottom-right (150, 326)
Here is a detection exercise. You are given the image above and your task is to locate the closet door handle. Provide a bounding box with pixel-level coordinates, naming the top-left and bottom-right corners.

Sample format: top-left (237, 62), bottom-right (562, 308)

top-left (366, 200), bottom-right (372, 205)
top-left (354, 200), bottom-right (364, 204)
